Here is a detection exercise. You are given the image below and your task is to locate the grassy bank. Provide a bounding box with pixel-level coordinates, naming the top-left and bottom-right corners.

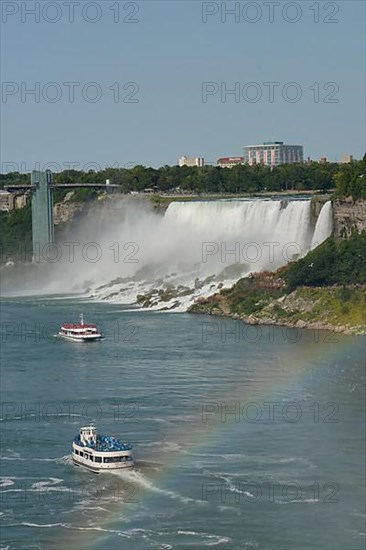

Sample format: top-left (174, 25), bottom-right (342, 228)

top-left (189, 279), bottom-right (366, 335)
top-left (189, 232), bottom-right (366, 334)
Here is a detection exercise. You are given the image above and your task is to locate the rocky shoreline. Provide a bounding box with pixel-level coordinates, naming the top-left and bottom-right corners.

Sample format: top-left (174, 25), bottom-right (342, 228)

top-left (188, 280), bottom-right (366, 336)
top-left (189, 305), bottom-right (365, 336)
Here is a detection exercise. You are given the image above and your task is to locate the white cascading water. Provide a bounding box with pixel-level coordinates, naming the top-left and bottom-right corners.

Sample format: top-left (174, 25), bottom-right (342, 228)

top-left (7, 199), bottom-right (333, 309)
top-left (310, 200), bottom-right (333, 249)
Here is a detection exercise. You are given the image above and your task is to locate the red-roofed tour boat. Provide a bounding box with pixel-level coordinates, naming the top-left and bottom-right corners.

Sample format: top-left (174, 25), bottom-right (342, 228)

top-left (59, 314), bottom-right (103, 342)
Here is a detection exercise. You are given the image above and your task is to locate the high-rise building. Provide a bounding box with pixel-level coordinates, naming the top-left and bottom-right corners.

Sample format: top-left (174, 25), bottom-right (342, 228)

top-left (243, 141), bottom-right (303, 166)
top-left (179, 156), bottom-right (204, 167)
top-left (217, 157), bottom-right (244, 168)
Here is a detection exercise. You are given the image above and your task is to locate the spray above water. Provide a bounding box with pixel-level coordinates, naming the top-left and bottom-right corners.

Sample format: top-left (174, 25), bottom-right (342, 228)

top-left (2, 199), bottom-right (333, 309)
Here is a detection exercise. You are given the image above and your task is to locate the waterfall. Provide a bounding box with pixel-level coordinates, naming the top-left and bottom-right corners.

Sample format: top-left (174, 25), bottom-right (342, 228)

top-left (83, 199), bottom-right (334, 309)
top-left (4, 199), bottom-right (334, 309)
top-left (164, 199), bottom-right (314, 261)
top-left (310, 201), bottom-right (333, 249)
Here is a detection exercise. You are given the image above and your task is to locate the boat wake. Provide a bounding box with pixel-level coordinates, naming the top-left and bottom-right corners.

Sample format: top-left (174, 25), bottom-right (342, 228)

top-left (110, 468), bottom-right (203, 505)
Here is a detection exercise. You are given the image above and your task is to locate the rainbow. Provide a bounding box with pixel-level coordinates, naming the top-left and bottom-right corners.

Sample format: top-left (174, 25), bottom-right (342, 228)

top-left (50, 330), bottom-right (363, 548)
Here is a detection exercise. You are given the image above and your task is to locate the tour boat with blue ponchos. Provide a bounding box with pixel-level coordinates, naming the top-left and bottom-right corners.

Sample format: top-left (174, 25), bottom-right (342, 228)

top-left (72, 426), bottom-right (134, 472)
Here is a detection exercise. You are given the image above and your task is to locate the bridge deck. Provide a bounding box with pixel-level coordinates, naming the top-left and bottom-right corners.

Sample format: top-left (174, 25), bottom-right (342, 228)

top-left (3, 184), bottom-right (120, 192)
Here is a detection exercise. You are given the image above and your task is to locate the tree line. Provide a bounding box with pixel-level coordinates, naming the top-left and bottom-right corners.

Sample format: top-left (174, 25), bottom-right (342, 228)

top-left (284, 231), bottom-right (366, 290)
top-left (1, 156), bottom-right (365, 199)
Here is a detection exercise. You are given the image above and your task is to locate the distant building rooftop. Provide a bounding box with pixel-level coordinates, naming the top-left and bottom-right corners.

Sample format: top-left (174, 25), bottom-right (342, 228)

top-left (263, 141), bottom-right (284, 145)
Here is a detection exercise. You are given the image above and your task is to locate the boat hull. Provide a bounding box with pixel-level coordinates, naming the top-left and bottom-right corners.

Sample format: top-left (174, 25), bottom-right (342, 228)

top-left (72, 455), bottom-right (134, 472)
top-left (72, 456), bottom-right (134, 472)
top-left (72, 456), bottom-right (102, 473)
top-left (59, 333), bottom-right (103, 342)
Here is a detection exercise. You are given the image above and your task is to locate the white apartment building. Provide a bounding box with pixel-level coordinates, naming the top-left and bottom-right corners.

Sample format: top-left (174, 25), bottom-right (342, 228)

top-left (179, 156), bottom-right (205, 167)
top-left (243, 141), bottom-right (304, 166)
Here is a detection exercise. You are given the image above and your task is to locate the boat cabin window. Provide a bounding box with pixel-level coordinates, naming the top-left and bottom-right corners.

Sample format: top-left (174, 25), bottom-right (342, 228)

top-left (95, 456), bottom-right (102, 463)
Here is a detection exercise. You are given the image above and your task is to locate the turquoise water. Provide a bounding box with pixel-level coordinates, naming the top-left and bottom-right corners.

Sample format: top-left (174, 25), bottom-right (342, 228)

top-left (1, 297), bottom-right (365, 549)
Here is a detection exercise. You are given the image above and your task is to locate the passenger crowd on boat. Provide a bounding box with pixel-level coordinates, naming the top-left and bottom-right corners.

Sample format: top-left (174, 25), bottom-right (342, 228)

top-left (74, 434), bottom-right (132, 452)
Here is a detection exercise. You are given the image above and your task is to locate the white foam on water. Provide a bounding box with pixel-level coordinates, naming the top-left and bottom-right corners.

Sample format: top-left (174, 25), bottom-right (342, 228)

top-left (56, 454), bottom-right (73, 466)
top-left (0, 478), bottom-right (15, 488)
top-left (18, 522), bottom-right (131, 537)
top-left (177, 530), bottom-right (231, 545)
top-left (347, 529), bottom-right (366, 537)
top-left (275, 498), bottom-right (319, 504)
top-left (30, 478), bottom-right (63, 490)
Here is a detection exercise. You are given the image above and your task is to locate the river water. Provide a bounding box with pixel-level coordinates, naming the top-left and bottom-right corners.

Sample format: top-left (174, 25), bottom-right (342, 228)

top-left (0, 297), bottom-right (365, 549)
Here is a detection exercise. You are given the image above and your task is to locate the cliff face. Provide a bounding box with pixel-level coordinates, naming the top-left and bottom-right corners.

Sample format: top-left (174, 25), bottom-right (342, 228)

top-left (332, 199), bottom-right (366, 238)
top-left (53, 201), bottom-right (86, 225)
top-left (53, 192), bottom-right (108, 225)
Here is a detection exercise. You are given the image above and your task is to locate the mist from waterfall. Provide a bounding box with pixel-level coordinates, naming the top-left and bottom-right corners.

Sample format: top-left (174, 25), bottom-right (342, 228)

top-left (2, 199), bottom-right (333, 309)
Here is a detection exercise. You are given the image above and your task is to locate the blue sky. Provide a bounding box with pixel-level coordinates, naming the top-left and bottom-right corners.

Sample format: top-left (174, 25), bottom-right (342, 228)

top-left (1, 0), bottom-right (365, 170)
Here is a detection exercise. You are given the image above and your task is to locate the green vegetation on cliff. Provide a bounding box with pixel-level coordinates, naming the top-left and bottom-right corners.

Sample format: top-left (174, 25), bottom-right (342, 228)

top-left (190, 232), bottom-right (366, 333)
top-left (0, 203), bottom-right (32, 262)
top-left (190, 277), bottom-right (366, 334)
top-left (333, 155), bottom-right (366, 200)
top-left (285, 231), bottom-right (366, 290)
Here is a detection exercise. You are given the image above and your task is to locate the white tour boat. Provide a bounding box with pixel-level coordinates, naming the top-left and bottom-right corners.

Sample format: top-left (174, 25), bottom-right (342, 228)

top-left (72, 426), bottom-right (134, 473)
top-left (59, 314), bottom-right (103, 342)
